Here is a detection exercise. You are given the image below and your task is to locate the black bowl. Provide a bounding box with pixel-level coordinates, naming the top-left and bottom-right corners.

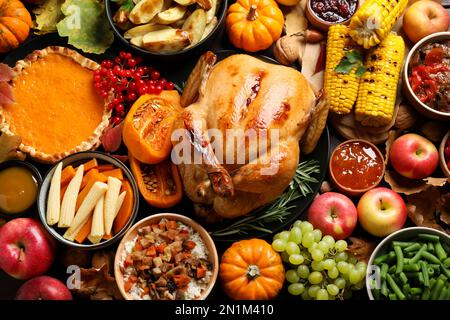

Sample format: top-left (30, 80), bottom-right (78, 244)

top-left (105, 0), bottom-right (228, 62)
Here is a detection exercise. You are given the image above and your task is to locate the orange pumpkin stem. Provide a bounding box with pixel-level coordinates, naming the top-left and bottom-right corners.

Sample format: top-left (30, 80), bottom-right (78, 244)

top-left (246, 264), bottom-right (260, 280)
top-left (247, 5), bottom-right (258, 21)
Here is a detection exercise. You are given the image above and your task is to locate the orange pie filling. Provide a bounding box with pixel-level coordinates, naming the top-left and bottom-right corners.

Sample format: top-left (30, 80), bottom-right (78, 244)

top-left (3, 52), bottom-right (105, 155)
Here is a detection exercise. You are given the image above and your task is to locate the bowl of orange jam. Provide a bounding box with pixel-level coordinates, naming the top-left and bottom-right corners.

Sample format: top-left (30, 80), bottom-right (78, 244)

top-left (0, 160), bottom-right (42, 217)
top-left (329, 139), bottom-right (385, 197)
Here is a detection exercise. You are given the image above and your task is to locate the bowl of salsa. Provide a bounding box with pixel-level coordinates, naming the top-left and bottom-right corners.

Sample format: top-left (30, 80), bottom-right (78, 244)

top-left (403, 32), bottom-right (450, 121)
top-left (329, 139), bottom-right (385, 196)
top-left (306, 0), bottom-right (358, 31)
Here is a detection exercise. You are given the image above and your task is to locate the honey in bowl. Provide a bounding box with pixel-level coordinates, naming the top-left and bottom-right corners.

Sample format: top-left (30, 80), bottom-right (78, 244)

top-left (0, 166), bottom-right (38, 214)
top-left (330, 140), bottom-right (384, 194)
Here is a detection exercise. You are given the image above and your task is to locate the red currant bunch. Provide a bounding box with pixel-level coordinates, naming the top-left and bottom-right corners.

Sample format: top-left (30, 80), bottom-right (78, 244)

top-left (93, 51), bottom-right (175, 125)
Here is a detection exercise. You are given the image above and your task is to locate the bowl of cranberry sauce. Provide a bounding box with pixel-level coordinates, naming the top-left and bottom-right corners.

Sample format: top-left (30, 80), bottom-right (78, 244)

top-left (306, 0), bottom-right (358, 31)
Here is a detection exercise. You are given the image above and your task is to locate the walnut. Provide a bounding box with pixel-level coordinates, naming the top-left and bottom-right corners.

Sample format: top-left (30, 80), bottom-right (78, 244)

top-left (420, 121), bottom-right (447, 142)
top-left (394, 103), bottom-right (417, 130)
top-left (273, 35), bottom-right (301, 66)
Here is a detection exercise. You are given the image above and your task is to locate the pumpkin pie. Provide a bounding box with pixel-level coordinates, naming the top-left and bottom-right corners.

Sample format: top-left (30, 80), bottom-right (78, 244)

top-left (0, 46), bottom-right (111, 163)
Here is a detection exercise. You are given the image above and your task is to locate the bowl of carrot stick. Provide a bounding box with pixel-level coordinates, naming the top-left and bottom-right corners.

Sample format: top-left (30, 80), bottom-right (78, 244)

top-left (38, 151), bottom-right (139, 249)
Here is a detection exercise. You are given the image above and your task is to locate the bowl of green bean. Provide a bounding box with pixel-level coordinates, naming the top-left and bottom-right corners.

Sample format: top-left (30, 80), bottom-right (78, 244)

top-left (366, 227), bottom-right (450, 300)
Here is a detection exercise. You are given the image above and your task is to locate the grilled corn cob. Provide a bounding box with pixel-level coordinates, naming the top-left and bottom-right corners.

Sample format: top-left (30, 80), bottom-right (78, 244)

top-left (349, 0), bottom-right (408, 49)
top-left (355, 33), bottom-right (405, 127)
top-left (325, 24), bottom-right (361, 115)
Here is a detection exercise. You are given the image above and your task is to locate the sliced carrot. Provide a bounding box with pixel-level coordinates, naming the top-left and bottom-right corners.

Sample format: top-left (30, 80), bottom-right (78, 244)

top-left (78, 158), bottom-right (98, 172)
top-left (113, 179), bottom-right (134, 234)
top-left (167, 220), bottom-right (178, 230)
top-left (135, 242), bottom-right (144, 251)
top-left (60, 184), bottom-right (69, 202)
top-left (60, 165), bottom-right (76, 186)
top-left (124, 280), bottom-right (133, 292)
top-left (102, 168), bottom-right (123, 181)
top-left (80, 169), bottom-right (101, 189)
top-left (97, 164), bottom-right (115, 172)
top-left (74, 217), bottom-right (93, 244)
top-left (173, 274), bottom-right (191, 287)
top-left (146, 246), bottom-right (156, 257)
top-left (103, 234), bottom-right (112, 240)
top-left (76, 172), bottom-right (107, 211)
top-left (197, 265), bottom-right (207, 279)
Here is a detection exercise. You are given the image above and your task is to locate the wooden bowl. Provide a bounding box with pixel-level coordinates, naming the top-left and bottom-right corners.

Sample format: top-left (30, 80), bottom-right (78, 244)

top-left (305, 0), bottom-right (359, 31)
top-left (402, 32), bottom-right (450, 121)
top-left (329, 139), bottom-right (385, 197)
top-left (114, 213), bottom-right (219, 300)
top-left (439, 130), bottom-right (450, 178)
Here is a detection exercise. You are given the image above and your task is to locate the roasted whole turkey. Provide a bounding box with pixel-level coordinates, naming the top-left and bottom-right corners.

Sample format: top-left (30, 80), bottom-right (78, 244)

top-left (172, 52), bottom-right (328, 221)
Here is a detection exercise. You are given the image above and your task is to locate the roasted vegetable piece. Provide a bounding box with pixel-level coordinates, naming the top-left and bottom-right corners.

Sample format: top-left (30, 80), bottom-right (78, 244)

top-left (349, 0), bottom-right (408, 49)
top-left (355, 33), bottom-right (405, 127)
top-left (123, 91), bottom-right (182, 164)
top-left (129, 155), bottom-right (182, 208)
top-left (325, 25), bottom-right (360, 115)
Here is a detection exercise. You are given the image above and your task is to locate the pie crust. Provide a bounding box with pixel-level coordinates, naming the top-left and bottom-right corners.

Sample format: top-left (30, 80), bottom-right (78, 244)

top-left (0, 46), bottom-right (111, 163)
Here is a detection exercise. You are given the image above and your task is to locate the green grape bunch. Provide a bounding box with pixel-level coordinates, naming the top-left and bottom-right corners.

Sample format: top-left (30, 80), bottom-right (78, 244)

top-left (272, 220), bottom-right (367, 300)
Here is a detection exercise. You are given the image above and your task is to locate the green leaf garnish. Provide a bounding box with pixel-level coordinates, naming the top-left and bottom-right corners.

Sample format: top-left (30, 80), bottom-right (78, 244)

top-left (356, 65), bottom-right (366, 77)
top-left (335, 50), bottom-right (365, 77)
top-left (112, 0), bottom-right (134, 11)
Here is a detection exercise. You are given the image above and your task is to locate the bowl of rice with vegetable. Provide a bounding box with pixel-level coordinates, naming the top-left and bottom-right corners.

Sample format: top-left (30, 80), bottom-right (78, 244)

top-left (114, 213), bottom-right (218, 300)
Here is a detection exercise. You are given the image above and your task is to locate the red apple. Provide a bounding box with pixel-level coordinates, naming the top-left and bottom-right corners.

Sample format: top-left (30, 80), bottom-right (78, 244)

top-left (390, 133), bottom-right (438, 179)
top-left (357, 187), bottom-right (407, 237)
top-left (403, 0), bottom-right (450, 43)
top-left (307, 192), bottom-right (358, 240)
top-left (15, 276), bottom-right (72, 300)
top-left (0, 218), bottom-right (55, 280)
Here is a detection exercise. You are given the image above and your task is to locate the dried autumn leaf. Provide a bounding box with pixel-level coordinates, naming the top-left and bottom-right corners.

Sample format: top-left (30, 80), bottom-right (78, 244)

top-left (438, 192), bottom-right (450, 226)
top-left (384, 170), bottom-right (448, 195)
top-left (101, 122), bottom-right (123, 153)
top-left (59, 248), bottom-right (92, 268)
top-left (0, 82), bottom-right (14, 105)
top-left (72, 264), bottom-right (122, 300)
top-left (33, 0), bottom-right (65, 35)
top-left (57, 0), bottom-right (114, 54)
top-left (347, 237), bottom-right (377, 263)
top-left (111, 154), bottom-right (128, 163)
top-left (406, 187), bottom-right (444, 231)
top-left (91, 251), bottom-right (114, 273)
top-left (283, 2), bottom-right (308, 36)
top-left (384, 170), bottom-right (428, 195)
top-left (0, 63), bottom-right (14, 82)
top-left (0, 134), bottom-right (26, 163)
top-left (384, 130), bottom-right (400, 165)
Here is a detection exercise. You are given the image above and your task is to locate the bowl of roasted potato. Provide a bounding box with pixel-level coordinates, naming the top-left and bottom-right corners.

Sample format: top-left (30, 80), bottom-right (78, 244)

top-left (106, 0), bottom-right (227, 59)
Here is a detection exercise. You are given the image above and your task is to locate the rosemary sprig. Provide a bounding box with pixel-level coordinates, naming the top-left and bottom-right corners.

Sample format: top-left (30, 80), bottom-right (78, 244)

top-left (210, 159), bottom-right (320, 237)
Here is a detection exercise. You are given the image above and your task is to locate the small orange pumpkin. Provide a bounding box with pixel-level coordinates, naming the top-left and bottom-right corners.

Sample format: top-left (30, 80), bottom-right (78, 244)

top-left (219, 238), bottom-right (285, 300)
top-left (226, 0), bottom-right (284, 52)
top-left (0, 0), bottom-right (32, 53)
